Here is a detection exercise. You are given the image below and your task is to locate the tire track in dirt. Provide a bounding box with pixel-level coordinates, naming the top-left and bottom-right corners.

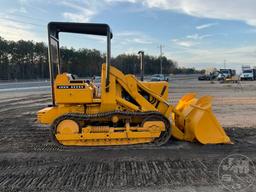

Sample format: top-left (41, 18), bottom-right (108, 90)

top-left (0, 94), bottom-right (49, 107)
top-left (0, 99), bottom-right (50, 114)
top-left (0, 158), bottom-right (218, 191)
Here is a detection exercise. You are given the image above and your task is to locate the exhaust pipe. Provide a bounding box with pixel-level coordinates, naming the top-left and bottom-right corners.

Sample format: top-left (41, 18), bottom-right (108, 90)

top-left (138, 51), bottom-right (144, 81)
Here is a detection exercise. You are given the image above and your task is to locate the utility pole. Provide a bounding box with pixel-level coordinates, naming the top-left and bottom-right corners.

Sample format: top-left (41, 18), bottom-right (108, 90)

top-left (158, 45), bottom-right (164, 74)
top-left (224, 59), bottom-right (226, 69)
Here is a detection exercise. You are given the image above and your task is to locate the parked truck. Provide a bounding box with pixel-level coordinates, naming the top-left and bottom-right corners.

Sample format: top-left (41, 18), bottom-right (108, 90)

top-left (217, 69), bottom-right (236, 81)
top-left (240, 67), bottom-right (256, 80)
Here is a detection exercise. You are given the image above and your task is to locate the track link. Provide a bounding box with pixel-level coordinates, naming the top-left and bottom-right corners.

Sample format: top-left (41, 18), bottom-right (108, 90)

top-left (51, 111), bottom-right (171, 148)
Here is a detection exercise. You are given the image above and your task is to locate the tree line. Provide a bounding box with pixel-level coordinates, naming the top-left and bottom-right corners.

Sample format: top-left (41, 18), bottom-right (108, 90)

top-left (0, 37), bottom-right (201, 80)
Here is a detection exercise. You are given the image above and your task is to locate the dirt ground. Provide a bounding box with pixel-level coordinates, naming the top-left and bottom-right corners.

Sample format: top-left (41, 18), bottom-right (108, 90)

top-left (0, 76), bottom-right (256, 192)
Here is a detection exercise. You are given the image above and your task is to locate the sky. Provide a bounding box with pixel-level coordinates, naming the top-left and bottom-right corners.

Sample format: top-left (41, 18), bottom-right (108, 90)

top-left (1, 0), bottom-right (256, 71)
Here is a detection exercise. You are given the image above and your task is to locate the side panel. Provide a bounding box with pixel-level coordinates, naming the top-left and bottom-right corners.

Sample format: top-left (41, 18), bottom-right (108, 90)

top-left (141, 82), bottom-right (168, 101)
top-left (54, 73), bottom-right (94, 104)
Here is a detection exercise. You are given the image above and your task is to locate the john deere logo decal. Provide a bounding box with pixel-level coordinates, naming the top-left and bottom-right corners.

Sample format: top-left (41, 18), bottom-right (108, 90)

top-left (57, 85), bottom-right (85, 89)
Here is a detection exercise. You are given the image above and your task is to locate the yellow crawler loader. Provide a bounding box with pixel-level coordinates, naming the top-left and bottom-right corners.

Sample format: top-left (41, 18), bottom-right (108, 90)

top-left (37, 22), bottom-right (231, 146)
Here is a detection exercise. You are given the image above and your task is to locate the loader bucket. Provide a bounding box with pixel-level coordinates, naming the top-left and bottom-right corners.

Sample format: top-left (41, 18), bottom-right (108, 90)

top-left (173, 94), bottom-right (231, 144)
top-left (173, 93), bottom-right (198, 131)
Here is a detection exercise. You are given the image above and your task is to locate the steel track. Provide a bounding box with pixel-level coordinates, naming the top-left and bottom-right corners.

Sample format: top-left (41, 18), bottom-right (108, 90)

top-left (50, 111), bottom-right (171, 148)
